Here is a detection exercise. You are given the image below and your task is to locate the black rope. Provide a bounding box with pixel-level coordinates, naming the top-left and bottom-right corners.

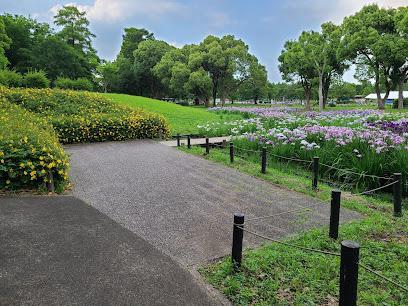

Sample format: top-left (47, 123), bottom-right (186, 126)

top-left (236, 226), bottom-right (341, 257)
top-left (359, 262), bottom-right (408, 292)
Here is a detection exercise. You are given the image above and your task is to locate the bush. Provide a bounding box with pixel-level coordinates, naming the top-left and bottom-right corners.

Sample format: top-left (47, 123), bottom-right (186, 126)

top-left (0, 87), bottom-right (170, 144)
top-left (23, 70), bottom-right (50, 88)
top-left (55, 77), bottom-right (93, 91)
top-left (0, 69), bottom-right (23, 87)
top-left (54, 77), bottom-right (73, 89)
top-left (0, 98), bottom-right (69, 191)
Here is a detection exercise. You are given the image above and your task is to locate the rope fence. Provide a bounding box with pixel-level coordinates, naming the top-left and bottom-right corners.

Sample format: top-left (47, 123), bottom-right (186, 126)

top-left (183, 138), bottom-right (404, 217)
top-left (231, 211), bottom-right (408, 305)
top-left (176, 136), bottom-right (407, 302)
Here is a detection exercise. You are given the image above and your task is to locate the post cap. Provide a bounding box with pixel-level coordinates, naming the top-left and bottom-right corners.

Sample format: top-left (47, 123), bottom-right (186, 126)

top-left (341, 240), bottom-right (360, 249)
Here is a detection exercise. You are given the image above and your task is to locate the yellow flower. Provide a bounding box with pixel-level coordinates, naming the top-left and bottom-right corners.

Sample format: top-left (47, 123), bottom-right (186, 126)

top-left (1, 159), bottom-right (4, 163)
top-left (6, 180), bottom-right (10, 184)
top-left (19, 163), bottom-right (25, 168)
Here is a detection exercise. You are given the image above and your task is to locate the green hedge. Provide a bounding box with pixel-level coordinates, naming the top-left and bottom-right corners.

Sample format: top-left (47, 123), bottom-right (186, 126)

top-left (0, 87), bottom-right (171, 144)
top-left (0, 98), bottom-right (69, 191)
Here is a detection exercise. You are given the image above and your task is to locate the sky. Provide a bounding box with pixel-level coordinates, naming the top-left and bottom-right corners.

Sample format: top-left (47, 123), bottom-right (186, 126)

top-left (1, 0), bottom-right (407, 82)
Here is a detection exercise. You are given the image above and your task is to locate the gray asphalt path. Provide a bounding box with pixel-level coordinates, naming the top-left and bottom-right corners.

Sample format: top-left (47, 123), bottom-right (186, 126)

top-left (0, 196), bottom-right (222, 306)
top-left (67, 140), bottom-right (360, 267)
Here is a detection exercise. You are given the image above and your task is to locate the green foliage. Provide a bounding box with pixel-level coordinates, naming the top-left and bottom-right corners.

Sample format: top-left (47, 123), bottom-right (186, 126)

top-left (105, 93), bottom-right (244, 135)
top-left (133, 39), bottom-right (174, 97)
top-left (0, 88), bottom-right (170, 144)
top-left (55, 77), bottom-right (93, 91)
top-left (0, 18), bottom-right (11, 69)
top-left (0, 69), bottom-right (23, 87)
top-left (118, 27), bottom-right (154, 62)
top-left (0, 97), bottom-right (69, 191)
top-left (23, 70), bottom-right (50, 88)
top-left (96, 61), bottom-right (119, 92)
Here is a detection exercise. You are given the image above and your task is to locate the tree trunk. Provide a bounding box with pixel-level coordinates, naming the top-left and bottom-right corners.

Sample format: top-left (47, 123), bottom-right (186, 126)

top-left (305, 88), bottom-right (311, 111)
top-left (374, 71), bottom-right (384, 110)
top-left (318, 73), bottom-right (324, 112)
top-left (204, 97), bottom-right (209, 108)
top-left (398, 78), bottom-right (404, 109)
top-left (212, 79), bottom-right (218, 107)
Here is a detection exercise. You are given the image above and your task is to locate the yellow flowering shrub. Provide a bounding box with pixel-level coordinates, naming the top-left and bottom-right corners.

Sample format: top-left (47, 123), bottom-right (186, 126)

top-left (0, 98), bottom-right (69, 191)
top-left (0, 87), bottom-right (170, 144)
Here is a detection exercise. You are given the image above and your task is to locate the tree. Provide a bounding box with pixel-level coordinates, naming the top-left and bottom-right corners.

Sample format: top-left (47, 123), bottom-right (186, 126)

top-left (1, 14), bottom-right (50, 72)
top-left (341, 5), bottom-right (397, 109)
top-left (115, 28), bottom-right (154, 95)
top-left (54, 6), bottom-right (95, 51)
top-left (189, 35), bottom-right (254, 107)
top-left (279, 40), bottom-right (317, 110)
top-left (392, 7), bottom-right (408, 109)
top-left (238, 62), bottom-right (268, 103)
top-left (53, 5), bottom-right (99, 79)
top-left (96, 61), bottom-right (119, 92)
top-left (133, 39), bottom-right (173, 97)
top-left (118, 28), bottom-right (154, 62)
top-left (0, 18), bottom-right (11, 69)
top-left (30, 35), bottom-right (93, 81)
top-left (185, 68), bottom-right (212, 106)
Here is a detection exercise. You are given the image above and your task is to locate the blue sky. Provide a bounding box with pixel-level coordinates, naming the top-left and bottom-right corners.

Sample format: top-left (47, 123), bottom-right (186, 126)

top-left (1, 0), bottom-right (407, 82)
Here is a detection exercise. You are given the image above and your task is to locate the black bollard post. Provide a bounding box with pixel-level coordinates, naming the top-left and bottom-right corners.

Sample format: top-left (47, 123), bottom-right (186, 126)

top-left (230, 142), bottom-right (234, 163)
top-left (261, 147), bottom-right (267, 174)
top-left (187, 135), bottom-right (191, 149)
top-left (232, 213), bottom-right (245, 271)
top-left (176, 134), bottom-right (180, 147)
top-left (205, 137), bottom-right (210, 155)
top-left (46, 171), bottom-right (55, 193)
top-left (312, 156), bottom-right (319, 190)
top-left (393, 173), bottom-right (402, 217)
top-left (339, 240), bottom-right (360, 306)
top-left (329, 190), bottom-right (341, 239)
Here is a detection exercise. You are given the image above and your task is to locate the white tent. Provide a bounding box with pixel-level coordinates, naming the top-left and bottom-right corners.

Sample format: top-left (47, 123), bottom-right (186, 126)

top-left (365, 91), bottom-right (408, 100)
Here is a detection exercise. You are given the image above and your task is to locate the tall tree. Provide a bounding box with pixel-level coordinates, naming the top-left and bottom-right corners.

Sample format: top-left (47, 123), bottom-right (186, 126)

top-left (96, 61), bottom-right (119, 93)
top-left (393, 7), bottom-right (408, 109)
top-left (341, 4), bottom-right (396, 109)
top-left (1, 14), bottom-right (50, 72)
top-left (133, 39), bottom-right (173, 98)
top-left (279, 40), bottom-right (317, 110)
top-left (54, 6), bottom-right (95, 52)
top-left (189, 35), bottom-right (255, 106)
top-left (118, 28), bottom-right (154, 62)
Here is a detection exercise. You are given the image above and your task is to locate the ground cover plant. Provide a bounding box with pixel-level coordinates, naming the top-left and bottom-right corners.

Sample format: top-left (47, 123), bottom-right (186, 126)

top-left (180, 145), bottom-right (408, 305)
top-left (105, 93), bottom-right (244, 135)
top-left (0, 88), bottom-right (170, 144)
top-left (0, 98), bottom-right (69, 191)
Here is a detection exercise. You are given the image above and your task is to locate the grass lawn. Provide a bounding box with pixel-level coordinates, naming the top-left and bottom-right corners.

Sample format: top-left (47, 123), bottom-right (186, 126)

top-left (104, 93), bottom-right (243, 135)
top-left (179, 146), bottom-right (408, 305)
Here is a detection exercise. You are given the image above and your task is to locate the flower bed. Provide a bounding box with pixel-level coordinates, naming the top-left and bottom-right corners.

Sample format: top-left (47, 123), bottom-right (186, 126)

top-left (0, 88), bottom-right (170, 144)
top-left (0, 98), bottom-right (69, 191)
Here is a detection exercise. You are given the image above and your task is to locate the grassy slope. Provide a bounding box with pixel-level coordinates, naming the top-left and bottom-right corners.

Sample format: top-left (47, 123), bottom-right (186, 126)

top-left (180, 146), bottom-right (408, 305)
top-left (104, 93), bottom-right (242, 135)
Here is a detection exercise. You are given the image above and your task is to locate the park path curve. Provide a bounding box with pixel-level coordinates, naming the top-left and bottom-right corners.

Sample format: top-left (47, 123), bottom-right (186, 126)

top-left (67, 140), bottom-right (359, 267)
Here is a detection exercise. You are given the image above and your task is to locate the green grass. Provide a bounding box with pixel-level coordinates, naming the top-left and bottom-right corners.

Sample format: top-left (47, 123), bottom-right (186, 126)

top-left (180, 146), bottom-right (408, 305)
top-left (104, 93), bottom-right (243, 135)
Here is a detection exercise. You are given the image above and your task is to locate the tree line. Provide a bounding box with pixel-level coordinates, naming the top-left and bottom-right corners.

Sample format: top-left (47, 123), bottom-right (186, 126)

top-left (279, 4), bottom-right (408, 110)
top-left (0, 4), bottom-right (406, 109)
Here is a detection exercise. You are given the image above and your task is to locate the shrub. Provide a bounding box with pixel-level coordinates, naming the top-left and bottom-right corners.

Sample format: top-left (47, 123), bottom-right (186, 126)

top-left (0, 69), bottom-right (23, 87)
top-left (72, 77), bottom-right (93, 91)
top-left (23, 70), bottom-right (50, 88)
top-left (0, 98), bottom-right (69, 191)
top-left (0, 87), bottom-right (170, 144)
top-left (55, 77), bottom-right (93, 91)
top-left (54, 77), bottom-right (73, 89)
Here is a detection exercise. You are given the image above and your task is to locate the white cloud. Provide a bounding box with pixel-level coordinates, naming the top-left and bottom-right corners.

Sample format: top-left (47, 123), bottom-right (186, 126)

top-left (320, 0), bottom-right (408, 24)
top-left (50, 0), bottom-right (185, 22)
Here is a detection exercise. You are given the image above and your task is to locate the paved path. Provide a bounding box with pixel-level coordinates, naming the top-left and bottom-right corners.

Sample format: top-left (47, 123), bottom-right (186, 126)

top-left (160, 136), bottom-right (231, 147)
top-left (67, 140), bottom-right (359, 267)
top-left (0, 196), bottom-right (222, 305)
